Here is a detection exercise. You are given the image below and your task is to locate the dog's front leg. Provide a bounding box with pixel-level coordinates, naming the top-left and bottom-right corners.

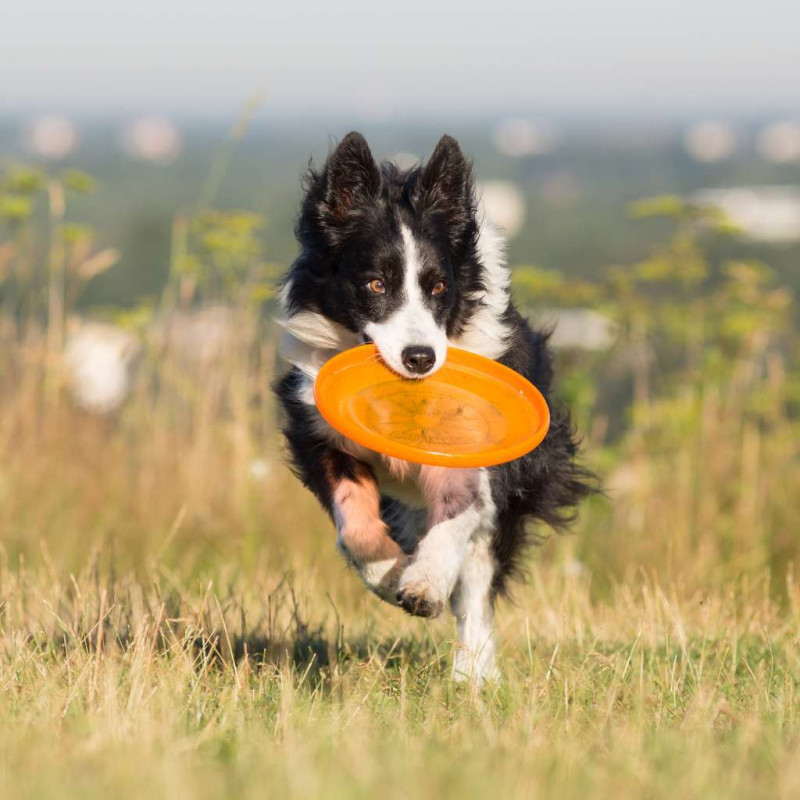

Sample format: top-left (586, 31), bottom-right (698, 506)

top-left (396, 468), bottom-right (490, 618)
top-left (281, 413), bottom-right (407, 602)
top-left (331, 470), bottom-right (409, 603)
top-left (450, 533), bottom-right (500, 684)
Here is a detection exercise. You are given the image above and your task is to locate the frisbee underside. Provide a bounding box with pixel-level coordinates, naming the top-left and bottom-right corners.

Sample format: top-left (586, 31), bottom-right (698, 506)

top-left (314, 345), bottom-right (550, 468)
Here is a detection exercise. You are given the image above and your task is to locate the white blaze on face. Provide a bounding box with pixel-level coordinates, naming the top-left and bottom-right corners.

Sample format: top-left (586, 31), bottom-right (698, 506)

top-left (363, 226), bottom-right (448, 379)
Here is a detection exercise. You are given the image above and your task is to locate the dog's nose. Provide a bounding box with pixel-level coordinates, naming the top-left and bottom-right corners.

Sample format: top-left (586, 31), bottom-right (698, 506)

top-left (401, 346), bottom-right (436, 375)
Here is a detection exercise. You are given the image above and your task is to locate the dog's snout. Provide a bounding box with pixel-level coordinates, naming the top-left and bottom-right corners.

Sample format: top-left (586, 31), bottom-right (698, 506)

top-left (401, 346), bottom-right (436, 375)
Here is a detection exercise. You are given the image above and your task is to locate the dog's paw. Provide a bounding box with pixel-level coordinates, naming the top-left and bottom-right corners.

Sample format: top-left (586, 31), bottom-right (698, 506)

top-left (359, 556), bottom-right (408, 605)
top-left (336, 531), bottom-right (408, 606)
top-left (395, 563), bottom-right (449, 618)
top-left (395, 587), bottom-right (444, 618)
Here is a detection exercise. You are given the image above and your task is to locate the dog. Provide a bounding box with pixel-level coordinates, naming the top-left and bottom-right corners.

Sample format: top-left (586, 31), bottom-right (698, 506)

top-left (275, 132), bottom-right (595, 683)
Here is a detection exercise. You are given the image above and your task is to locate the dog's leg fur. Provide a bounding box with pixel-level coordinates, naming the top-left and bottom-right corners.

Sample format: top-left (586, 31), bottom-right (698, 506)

top-left (276, 372), bottom-right (409, 601)
top-left (396, 468), bottom-right (493, 618)
top-left (332, 475), bottom-right (408, 602)
top-left (450, 533), bottom-right (499, 684)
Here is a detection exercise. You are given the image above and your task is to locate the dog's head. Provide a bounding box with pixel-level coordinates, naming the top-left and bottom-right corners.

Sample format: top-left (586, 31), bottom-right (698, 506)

top-left (282, 132), bottom-right (487, 379)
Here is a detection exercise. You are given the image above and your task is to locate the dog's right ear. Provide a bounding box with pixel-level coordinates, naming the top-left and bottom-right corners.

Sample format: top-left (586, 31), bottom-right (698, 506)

top-left (318, 132), bottom-right (380, 222)
top-left (416, 135), bottom-right (476, 256)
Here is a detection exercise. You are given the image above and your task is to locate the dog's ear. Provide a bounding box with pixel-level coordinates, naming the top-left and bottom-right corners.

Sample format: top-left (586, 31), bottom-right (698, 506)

top-left (319, 132), bottom-right (380, 222)
top-left (421, 135), bottom-right (470, 201)
top-left (418, 135), bottom-right (476, 252)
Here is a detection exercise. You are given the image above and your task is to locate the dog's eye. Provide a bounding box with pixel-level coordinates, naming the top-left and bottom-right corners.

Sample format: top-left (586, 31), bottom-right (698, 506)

top-left (367, 279), bottom-right (386, 294)
top-left (431, 281), bottom-right (446, 297)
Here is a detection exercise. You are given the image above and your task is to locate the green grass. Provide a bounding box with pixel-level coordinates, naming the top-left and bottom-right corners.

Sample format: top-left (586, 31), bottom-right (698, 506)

top-left (1, 553), bottom-right (798, 800)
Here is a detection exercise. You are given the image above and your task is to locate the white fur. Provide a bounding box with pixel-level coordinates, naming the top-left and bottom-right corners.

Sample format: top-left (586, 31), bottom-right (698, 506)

top-left (279, 310), bottom-right (358, 353)
top-left (450, 220), bottom-right (513, 359)
top-left (359, 558), bottom-right (403, 599)
top-left (450, 533), bottom-right (500, 684)
top-left (363, 225), bottom-right (449, 379)
top-left (277, 294), bottom-right (360, 380)
top-left (397, 471), bottom-right (496, 615)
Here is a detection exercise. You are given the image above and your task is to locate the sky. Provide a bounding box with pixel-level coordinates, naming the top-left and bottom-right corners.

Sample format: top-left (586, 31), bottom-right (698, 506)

top-left (4, 0), bottom-right (800, 119)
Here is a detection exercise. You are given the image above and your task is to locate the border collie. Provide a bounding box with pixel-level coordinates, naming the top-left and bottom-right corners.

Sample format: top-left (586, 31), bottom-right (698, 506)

top-left (275, 132), bottom-right (595, 683)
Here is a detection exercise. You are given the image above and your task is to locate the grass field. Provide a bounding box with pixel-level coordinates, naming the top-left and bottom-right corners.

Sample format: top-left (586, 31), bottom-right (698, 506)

top-left (0, 376), bottom-right (798, 799)
top-left (1, 175), bottom-right (799, 797)
top-left (1, 544), bottom-right (798, 799)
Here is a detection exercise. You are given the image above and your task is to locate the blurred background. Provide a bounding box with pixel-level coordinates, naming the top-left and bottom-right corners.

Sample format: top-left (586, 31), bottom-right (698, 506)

top-left (1, 0), bottom-right (798, 598)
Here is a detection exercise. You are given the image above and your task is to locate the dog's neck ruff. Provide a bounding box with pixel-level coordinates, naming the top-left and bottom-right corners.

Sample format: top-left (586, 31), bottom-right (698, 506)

top-left (278, 221), bottom-right (512, 380)
top-left (277, 309), bottom-right (362, 380)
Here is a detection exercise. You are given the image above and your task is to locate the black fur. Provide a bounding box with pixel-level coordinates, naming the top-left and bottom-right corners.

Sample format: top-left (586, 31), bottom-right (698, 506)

top-left (489, 306), bottom-right (598, 595)
top-left (276, 132), bottom-right (597, 599)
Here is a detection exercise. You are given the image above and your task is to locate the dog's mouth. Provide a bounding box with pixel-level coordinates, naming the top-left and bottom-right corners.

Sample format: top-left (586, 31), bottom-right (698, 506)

top-left (373, 347), bottom-right (443, 381)
top-left (360, 331), bottom-right (445, 381)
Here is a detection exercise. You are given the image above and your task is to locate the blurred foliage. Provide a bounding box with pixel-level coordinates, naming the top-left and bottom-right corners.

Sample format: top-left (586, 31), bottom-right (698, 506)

top-left (0, 164), bottom-right (114, 332)
top-left (513, 196), bottom-right (797, 587)
top-left (61, 169), bottom-right (98, 195)
top-left (514, 196), bottom-right (795, 402)
top-left (170, 210), bottom-right (278, 309)
top-left (0, 164), bottom-right (797, 597)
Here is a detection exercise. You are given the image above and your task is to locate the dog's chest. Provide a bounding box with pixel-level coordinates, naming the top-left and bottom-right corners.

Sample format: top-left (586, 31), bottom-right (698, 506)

top-left (330, 426), bottom-right (428, 507)
top-left (370, 456), bottom-right (428, 507)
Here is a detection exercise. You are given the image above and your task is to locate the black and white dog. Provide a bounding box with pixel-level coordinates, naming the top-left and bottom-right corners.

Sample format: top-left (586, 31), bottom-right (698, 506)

top-left (276, 132), bottom-right (594, 683)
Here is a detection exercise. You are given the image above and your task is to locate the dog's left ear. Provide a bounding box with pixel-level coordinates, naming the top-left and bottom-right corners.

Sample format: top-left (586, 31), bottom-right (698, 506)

top-left (320, 132), bottom-right (381, 222)
top-left (418, 135), bottom-right (476, 251)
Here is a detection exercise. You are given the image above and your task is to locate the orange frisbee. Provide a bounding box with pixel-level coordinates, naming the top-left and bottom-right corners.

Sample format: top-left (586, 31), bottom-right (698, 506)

top-left (314, 344), bottom-right (550, 468)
